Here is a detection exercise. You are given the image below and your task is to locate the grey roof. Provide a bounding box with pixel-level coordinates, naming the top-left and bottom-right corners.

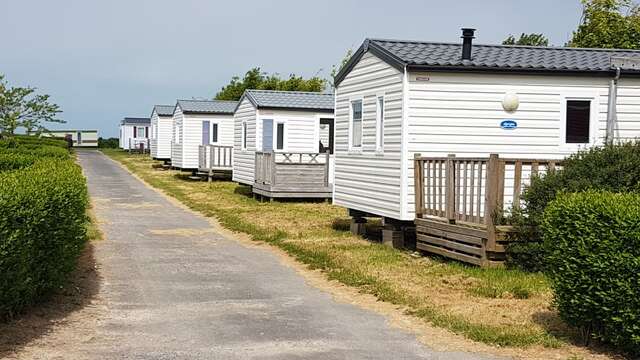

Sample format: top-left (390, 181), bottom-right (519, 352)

top-left (177, 99), bottom-right (238, 115)
top-left (240, 90), bottom-right (334, 112)
top-left (335, 38), bottom-right (640, 86)
top-left (153, 105), bottom-right (175, 117)
top-left (121, 117), bottom-right (150, 125)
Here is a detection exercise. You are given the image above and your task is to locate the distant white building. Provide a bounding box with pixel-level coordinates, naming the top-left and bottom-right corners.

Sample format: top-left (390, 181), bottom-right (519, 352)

top-left (43, 129), bottom-right (98, 147)
top-left (149, 105), bottom-right (174, 160)
top-left (119, 117), bottom-right (150, 150)
top-left (171, 99), bottom-right (238, 170)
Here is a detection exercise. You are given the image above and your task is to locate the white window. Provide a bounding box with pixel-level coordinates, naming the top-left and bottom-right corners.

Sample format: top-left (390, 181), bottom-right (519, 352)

top-left (350, 100), bottom-right (363, 149)
top-left (211, 123), bottom-right (219, 143)
top-left (276, 122), bottom-right (285, 150)
top-left (376, 96), bottom-right (384, 152)
top-left (561, 97), bottom-right (596, 148)
top-left (242, 121), bottom-right (247, 150)
top-left (174, 125), bottom-right (180, 144)
top-left (137, 126), bottom-right (146, 138)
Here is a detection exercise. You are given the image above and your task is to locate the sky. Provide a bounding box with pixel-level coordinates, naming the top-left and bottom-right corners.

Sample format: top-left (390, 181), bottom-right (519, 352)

top-left (1, 0), bottom-right (584, 138)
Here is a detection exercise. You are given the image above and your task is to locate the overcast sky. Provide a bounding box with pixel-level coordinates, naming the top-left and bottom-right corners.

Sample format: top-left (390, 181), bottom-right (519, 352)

top-left (1, 0), bottom-right (584, 137)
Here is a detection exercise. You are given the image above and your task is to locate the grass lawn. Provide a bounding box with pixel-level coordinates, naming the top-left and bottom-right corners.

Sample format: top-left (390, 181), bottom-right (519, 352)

top-left (102, 149), bottom-right (580, 350)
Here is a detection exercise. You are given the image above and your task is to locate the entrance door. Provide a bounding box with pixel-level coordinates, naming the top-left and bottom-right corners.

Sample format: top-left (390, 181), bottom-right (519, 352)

top-left (319, 118), bottom-right (334, 154)
top-left (262, 119), bottom-right (273, 152)
top-left (76, 131), bottom-right (82, 145)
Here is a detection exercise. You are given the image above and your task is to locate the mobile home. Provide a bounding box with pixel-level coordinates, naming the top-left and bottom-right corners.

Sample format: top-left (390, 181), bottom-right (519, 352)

top-left (150, 105), bottom-right (174, 161)
top-left (232, 90), bottom-right (335, 198)
top-left (44, 129), bottom-right (98, 147)
top-left (119, 117), bottom-right (150, 151)
top-left (333, 29), bottom-right (640, 262)
top-left (171, 99), bottom-right (237, 170)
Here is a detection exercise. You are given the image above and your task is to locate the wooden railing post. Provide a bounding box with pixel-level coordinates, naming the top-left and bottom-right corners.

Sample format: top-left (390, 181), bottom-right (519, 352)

top-left (414, 153), bottom-right (425, 218)
top-left (484, 154), bottom-right (501, 251)
top-left (323, 151), bottom-right (330, 187)
top-left (445, 154), bottom-right (456, 223)
top-left (271, 150), bottom-right (277, 185)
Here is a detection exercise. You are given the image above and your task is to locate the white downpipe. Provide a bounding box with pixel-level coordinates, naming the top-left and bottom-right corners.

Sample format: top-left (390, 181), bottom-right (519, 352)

top-left (606, 67), bottom-right (621, 143)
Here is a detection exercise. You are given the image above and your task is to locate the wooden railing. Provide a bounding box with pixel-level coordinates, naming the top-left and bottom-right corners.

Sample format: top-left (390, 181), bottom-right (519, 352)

top-left (414, 153), bottom-right (561, 224)
top-left (414, 153), bottom-right (561, 265)
top-left (198, 145), bottom-right (233, 170)
top-left (255, 151), bottom-right (330, 186)
top-left (128, 138), bottom-right (150, 153)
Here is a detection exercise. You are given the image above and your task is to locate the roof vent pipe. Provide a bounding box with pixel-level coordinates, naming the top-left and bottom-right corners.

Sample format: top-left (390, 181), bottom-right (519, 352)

top-left (461, 28), bottom-right (476, 60)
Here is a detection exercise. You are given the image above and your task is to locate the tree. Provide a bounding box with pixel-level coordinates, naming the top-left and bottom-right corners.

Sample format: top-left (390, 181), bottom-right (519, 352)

top-left (0, 74), bottom-right (63, 135)
top-left (502, 33), bottom-right (549, 46)
top-left (569, 0), bottom-right (640, 49)
top-left (214, 68), bottom-right (325, 101)
top-left (329, 48), bottom-right (354, 88)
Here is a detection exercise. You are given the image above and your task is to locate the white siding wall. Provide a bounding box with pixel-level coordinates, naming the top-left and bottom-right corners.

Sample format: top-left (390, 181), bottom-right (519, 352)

top-left (156, 115), bottom-right (173, 159)
top-left (233, 98), bottom-right (257, 185)
top-left (171, 107), bottom-right (184, 168)
top-left (333, 52), bottom-right (405, 219)
top-left (150, 111), bottom-right (159, 157)
top-left (119, 125), bottom-right (134, 149)
top-left (402, 72), bottom-right (640, 221)
top-left (181, 113), bottom-right (234, 169)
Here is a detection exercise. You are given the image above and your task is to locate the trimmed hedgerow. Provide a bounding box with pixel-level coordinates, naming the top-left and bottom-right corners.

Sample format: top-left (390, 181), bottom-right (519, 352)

top-left (507, 142), bottom-right (640, 271)
top-left (542, 191), bottom-right (640, 354)
top-left (0, 154), bottom-right (37, 171)
top-left (0, 139), bottom-right (87, 319)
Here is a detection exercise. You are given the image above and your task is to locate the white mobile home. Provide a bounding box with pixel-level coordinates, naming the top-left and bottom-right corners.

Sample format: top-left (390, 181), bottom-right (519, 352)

top-left (150, 105), bottom-right (174, 160)
top-left (44, 129), bottom-right (98, 147)
top-left (171, 99), bottom-right (237, 170)
top-left (333, 29), bottom-right (640, 252)
top-left (119, 117), bottom-right (150, 151)
top-left (232, 90), bottom-right (335, 198)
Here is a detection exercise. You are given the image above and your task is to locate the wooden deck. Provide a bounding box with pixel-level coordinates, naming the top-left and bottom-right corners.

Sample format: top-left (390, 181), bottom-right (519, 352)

top-left (413, 153), bottom-right (560, 267)
top-left (253, 151), bottom-right (332, 199)
top-left (198, 145), bottom-right (233, 180)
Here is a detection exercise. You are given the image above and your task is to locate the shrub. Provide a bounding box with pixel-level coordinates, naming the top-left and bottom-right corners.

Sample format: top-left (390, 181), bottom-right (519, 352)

top-left (0, 139), bottom-right (87, 319)
top-left (507, 142), bottom-right (640, 271)
top-left (0, 154), bottom-right (37, 171)
top-left (542, 191), bottom-right (640, 353)
top-left (98, 137), bottom-right (119, 148)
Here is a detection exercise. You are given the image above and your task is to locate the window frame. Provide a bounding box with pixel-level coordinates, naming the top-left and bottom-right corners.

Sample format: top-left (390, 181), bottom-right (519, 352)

top-left (375, 95), bottom-right (385, 153)
top-left (349, 98), bottom-right (364, 151)
top-left (559, 95), bottom-right (598, 150)
top-left (136, 126), bottom-right (146, 139)
top-left (241, 121), bottom-right (247, 150)
top-left (210, 121), bottom-right (219, 144)
top-left (275, 121), bottom-right (286, 151)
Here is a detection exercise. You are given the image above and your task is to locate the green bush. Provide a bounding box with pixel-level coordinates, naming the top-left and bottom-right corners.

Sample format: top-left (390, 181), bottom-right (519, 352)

top-left (98, 137), bottom-right (119, 148)
top-left (0, 134), bottom-right (68, 149)
top-left (0, 154), bottom-right (37, 171)
top-left (0, 158), bottom-right (88, 318)
top-left (542, 191), bottom-right (640, 353)
top-left (507, 142), bottom-right (640, 271)
top-left (0, 137), bottom-right (88, 319)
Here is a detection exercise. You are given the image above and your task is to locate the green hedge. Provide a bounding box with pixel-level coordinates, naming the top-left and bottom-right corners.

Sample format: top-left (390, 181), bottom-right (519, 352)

top-left (0, 138), bottom-right (88, 319)
top-left (542, 191), bottom-right (640, 353)
top-left (507, 142), bottom-right (640, 271)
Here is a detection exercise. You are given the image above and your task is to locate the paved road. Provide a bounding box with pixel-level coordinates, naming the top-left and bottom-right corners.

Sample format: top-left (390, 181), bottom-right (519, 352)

top-left (74, 150), bottom-right (490, 359)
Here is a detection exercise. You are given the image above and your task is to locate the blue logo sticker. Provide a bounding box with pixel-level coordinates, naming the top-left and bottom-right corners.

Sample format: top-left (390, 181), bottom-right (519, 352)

top-left (500, 120), bottom-right (518, 130)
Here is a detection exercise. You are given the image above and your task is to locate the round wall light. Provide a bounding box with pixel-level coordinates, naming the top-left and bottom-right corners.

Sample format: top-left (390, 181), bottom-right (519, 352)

top-left (502, 92), bottom-right (519, 112)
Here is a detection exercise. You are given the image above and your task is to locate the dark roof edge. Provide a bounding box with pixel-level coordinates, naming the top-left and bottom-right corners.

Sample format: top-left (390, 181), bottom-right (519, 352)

top-left (334, 39), bottom-right (407, 87)
top-left (255, 106), bottom-right (334, 113)
top-left (406, 64), bottom-right (640, 77)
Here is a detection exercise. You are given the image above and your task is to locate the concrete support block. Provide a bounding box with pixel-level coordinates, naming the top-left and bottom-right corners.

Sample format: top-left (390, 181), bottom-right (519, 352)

top-left (350, 217), bottom-right (367, 236)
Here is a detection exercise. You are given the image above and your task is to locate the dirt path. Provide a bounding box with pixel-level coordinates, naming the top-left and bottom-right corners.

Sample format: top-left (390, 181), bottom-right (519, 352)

top-left (1, 150), bottom-right (496, 359)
